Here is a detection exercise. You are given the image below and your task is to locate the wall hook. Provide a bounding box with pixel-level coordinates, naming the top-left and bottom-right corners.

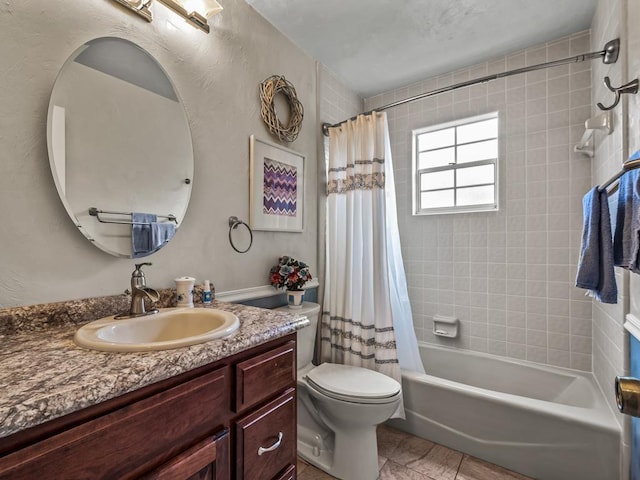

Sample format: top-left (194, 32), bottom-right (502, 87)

top-left (597, 76), bottom-right (639, 111)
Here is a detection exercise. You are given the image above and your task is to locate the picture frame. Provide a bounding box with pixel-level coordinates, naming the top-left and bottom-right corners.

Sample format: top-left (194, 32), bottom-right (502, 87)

top-left (249, 135), bottom-right (305, 232)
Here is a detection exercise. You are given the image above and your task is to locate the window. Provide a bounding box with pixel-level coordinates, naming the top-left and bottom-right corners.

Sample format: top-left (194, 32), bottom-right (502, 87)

top-left (412, 112), bottom-right (498, 215)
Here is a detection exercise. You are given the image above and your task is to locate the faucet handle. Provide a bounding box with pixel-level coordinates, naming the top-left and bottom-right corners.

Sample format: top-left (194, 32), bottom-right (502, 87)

top-left (132, 263), bottom-right (152, 289)
top-left (132, 263), bottom-right (152, 278)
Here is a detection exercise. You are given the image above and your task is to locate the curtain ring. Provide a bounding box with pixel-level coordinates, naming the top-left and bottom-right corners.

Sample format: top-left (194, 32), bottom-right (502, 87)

top-left (228, 216), bottom-right (253, 253)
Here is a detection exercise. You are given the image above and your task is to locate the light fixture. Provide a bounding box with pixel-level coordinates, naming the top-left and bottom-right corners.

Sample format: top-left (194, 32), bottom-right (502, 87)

top-left (110, 0), bottom-right (153, 22)
top-left (156, 0), bottom-right (223, 33)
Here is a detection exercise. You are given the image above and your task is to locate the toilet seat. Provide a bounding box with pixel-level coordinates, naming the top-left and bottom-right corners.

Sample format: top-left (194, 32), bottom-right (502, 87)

top-left (305, 363), bottom-right (401, 404)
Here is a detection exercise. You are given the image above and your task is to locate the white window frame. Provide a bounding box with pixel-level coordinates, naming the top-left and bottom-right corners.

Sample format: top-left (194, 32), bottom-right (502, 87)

top-left (412, 112), bottom-right (499, 215)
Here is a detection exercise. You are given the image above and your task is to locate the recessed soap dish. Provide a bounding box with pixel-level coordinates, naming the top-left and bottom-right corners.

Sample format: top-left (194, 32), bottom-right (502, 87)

top-left (433, 315), bottom-right (458, 338)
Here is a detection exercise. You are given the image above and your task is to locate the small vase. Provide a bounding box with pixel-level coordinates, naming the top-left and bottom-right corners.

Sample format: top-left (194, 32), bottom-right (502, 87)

top-left (286, 289), bottom-right (304, 309)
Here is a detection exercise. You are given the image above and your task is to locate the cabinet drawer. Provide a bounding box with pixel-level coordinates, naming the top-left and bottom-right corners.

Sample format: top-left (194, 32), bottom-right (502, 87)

top-left (274, 464), bottom-right (295, 480)
top-left (235, 341), bottom-right (295, 412)
top-left (235, 389), bottom-right (296, 480)
top-left (0, 367), bottom-right (229, 480)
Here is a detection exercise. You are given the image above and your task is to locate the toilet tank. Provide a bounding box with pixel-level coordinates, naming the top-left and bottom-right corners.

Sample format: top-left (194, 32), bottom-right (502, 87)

top-left (275, 302), bottom-right (320, 369)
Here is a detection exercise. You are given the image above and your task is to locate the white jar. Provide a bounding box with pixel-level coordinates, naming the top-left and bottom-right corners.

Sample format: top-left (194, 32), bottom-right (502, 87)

top-left (175, 276), bottom-right (196, 308)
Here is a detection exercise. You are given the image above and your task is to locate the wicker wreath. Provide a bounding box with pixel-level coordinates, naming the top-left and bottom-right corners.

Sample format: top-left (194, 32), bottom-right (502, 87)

top-left (259, 75), bottom-right (304, 143)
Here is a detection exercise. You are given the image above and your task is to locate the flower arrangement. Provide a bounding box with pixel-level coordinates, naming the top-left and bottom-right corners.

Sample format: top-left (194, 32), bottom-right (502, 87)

top-left (269, 256), bottom-right (312, 291)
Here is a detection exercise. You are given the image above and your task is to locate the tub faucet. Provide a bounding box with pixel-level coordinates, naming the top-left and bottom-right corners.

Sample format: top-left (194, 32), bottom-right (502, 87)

top-left (116, 263), bottom-right (160, 319)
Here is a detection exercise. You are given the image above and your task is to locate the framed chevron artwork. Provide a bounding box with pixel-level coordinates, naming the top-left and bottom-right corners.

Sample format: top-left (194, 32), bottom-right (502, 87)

top-left (249, 135), bottom-right (305, 232)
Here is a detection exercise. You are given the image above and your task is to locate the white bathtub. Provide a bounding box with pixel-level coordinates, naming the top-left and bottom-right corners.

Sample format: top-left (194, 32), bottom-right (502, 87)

top-left (387, 342), bottom-right (621, 480)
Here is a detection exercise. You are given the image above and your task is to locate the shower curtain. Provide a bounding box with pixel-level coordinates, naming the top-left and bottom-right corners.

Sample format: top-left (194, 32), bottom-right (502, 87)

top-left (321, 112), bottom-right (425, 391)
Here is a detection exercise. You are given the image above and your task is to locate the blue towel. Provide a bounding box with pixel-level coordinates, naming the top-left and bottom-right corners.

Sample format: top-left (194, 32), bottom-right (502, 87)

top-left (575, 187), bottom-right (617, 303)
top-left (608, 189), bottom-right (618, 241)
top-left (150, 221), bottom-right (175, 252)
top-left (132, 213), bottom-right (157, 258)
top-left (614, 169), bottom-right (640, 273)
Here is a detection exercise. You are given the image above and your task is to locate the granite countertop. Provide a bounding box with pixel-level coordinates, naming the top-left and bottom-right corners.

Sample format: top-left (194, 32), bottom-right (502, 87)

top-left (0, 300), bottom-right (308, 439)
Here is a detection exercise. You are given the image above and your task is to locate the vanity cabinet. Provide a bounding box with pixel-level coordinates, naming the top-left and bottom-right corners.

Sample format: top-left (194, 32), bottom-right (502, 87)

top-left (0, 334), bottom-right (297, 480)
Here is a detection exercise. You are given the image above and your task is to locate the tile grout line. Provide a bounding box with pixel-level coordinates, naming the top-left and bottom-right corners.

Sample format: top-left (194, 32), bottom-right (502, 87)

top-left (453, 453), bottom-right (464, 479)
top-left (402, 442), bottom-right (436, 472)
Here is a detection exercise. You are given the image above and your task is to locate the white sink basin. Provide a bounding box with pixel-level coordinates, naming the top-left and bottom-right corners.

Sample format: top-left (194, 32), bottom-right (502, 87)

top-left (74, 308), bottom-right (240, 352)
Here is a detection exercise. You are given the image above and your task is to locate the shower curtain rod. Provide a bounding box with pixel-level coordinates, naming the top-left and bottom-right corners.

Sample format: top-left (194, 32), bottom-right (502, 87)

top-left (322, 39), bottom-right (620, 136)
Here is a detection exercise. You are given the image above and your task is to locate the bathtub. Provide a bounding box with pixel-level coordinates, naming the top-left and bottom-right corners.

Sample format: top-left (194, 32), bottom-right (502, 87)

top-left (387, 342), bottom-right (621, 480)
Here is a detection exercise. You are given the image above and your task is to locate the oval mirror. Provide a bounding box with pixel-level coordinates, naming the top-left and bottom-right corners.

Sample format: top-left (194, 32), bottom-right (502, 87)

top-left (46, 37), bottom-right (194, 258)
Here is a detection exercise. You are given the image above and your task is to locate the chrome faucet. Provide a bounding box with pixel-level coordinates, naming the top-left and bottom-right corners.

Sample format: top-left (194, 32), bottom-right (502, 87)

top-left (116, 263), bottom-right (160, 319)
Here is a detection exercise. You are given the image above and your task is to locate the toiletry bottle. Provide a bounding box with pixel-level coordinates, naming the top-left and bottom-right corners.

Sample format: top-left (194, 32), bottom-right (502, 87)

top-left (203, 280), bottom-right (212, 304)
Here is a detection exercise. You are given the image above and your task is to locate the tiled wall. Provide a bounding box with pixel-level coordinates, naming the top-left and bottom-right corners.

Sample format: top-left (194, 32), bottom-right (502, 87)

top-left (365, 32), bottom-right (594, 370)
top-left (590, 0), bottom-right (628, 427)
top-left (316, 64), bottom-right (364, 298)
top-left (318, 64), bottom-right (363, 127)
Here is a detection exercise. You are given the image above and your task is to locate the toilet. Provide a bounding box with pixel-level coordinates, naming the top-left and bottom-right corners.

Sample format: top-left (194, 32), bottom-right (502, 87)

top-left (276, 302), bottom-right (402, 480)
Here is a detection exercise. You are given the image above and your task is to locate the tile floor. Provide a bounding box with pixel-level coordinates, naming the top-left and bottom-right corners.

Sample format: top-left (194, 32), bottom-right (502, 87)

top-left (297, 424), bottom-right (533, 480)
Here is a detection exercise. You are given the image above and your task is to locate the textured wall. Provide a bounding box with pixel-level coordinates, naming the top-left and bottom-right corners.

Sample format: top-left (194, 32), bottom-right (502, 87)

top-left (0, 0), bottom-right (317, 307)
top-left (366, 31), bottom-right (594, 371)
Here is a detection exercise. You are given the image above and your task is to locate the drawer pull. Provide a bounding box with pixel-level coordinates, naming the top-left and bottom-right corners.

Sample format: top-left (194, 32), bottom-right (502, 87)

top-left (257, 432), bottom-right (283, 456)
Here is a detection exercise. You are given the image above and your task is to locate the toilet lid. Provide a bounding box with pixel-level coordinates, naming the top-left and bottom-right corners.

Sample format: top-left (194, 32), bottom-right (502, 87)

top-left (305, 363), bottom-right (401, 401)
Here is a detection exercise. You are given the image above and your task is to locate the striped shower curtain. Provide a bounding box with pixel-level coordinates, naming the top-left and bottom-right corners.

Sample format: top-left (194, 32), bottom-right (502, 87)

top-left (321, 112), bottom-right (423, 401)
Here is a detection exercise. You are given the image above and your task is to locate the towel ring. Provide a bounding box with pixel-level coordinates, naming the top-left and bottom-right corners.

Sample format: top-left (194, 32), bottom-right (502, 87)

top-left (228, 216), bottom-right (253, 253)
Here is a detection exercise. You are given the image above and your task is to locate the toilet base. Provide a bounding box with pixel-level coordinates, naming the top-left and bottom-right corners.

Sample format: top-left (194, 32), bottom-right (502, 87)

top-left (297, 438), bottom-right (333, 474)
top-left (297, 425), bottom-right (380, 480)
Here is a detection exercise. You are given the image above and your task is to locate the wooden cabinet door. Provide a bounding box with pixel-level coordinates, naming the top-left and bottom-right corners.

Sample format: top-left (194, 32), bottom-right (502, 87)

top-left (142, 429), bottom-right (230, 480)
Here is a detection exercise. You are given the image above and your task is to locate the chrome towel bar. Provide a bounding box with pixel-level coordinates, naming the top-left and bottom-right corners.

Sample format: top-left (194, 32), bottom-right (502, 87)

top-left (88, 207), bottom-right (177, 225)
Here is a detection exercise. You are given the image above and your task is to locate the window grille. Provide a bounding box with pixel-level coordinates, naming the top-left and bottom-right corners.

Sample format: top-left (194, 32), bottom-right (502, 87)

top-left (412, 112), bottom-right (499, 215)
